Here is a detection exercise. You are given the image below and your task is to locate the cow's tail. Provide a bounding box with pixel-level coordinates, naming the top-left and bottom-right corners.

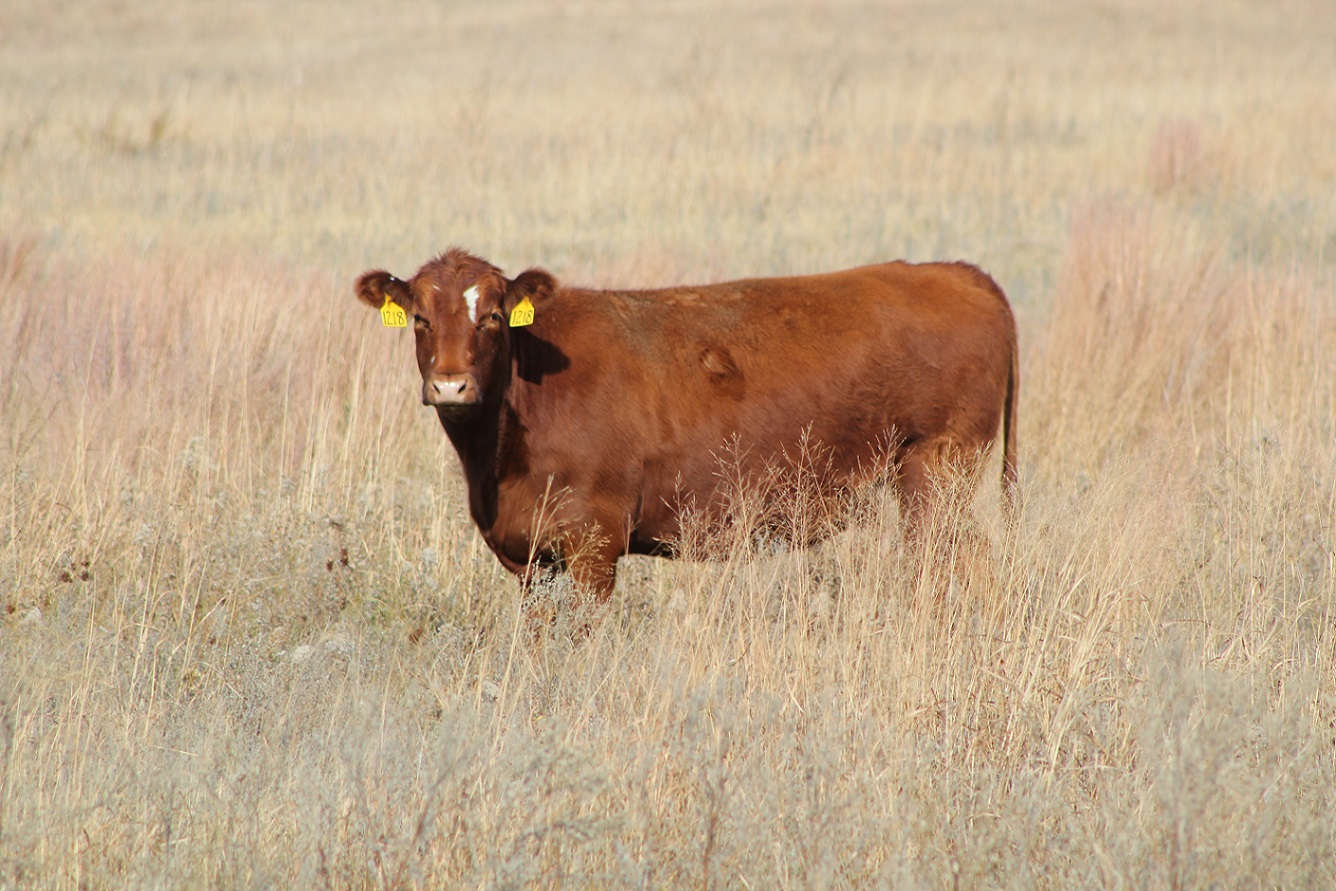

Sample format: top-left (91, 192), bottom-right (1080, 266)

top-left (1001, 330), bottom-right (1020, 526)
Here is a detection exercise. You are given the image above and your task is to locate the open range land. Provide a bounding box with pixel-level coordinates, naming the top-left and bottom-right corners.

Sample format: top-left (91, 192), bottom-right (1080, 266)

top-left (2, 1), bottom-right (1334, 887)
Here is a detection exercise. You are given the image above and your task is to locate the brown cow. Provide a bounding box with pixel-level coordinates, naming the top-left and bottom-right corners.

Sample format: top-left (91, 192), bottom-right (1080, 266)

top-left (355, 249), bottom-right (1018, 604)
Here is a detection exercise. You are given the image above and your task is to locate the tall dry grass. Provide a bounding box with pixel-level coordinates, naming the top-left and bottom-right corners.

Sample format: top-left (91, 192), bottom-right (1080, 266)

top-left (3, 0), bottom-right (1335, 888)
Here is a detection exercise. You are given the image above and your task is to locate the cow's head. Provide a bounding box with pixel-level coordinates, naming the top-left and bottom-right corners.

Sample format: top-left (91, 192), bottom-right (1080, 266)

top-left (355, 248), bottom-right (553, 418)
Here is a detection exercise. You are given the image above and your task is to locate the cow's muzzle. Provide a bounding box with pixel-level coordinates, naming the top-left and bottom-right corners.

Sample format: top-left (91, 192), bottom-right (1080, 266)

top-left (422, 372), bottom-right (480, 407)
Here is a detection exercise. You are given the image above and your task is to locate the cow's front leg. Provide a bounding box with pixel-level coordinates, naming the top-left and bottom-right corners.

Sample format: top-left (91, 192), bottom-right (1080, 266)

top-left (561, 520), bottom-right (623, 606)
top-left (517, 515), bottom-right (624, 636)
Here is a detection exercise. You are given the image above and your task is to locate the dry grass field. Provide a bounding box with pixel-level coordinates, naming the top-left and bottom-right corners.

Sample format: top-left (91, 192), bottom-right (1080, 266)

top-left (3, 0), bottom-right (1335, 887)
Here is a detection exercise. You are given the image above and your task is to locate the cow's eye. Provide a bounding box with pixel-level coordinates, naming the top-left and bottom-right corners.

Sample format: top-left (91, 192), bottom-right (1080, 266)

top-left (413, 314), bottom-right (429, 330)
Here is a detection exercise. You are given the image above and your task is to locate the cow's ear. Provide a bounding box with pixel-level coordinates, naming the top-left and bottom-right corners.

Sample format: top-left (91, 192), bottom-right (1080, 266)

top-left (505, 268), bottom-right (557, 315)
top-left (354, 270), bottom-right (413, 311)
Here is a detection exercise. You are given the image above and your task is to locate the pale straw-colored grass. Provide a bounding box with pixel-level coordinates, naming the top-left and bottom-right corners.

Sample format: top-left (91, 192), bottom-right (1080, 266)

top-left (2, 1), bottom-right (1334, 888)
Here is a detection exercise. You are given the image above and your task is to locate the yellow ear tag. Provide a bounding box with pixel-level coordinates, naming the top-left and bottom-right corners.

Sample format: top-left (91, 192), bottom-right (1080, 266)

top-left (509, 296), bottom-right (535, 327)
top-left (380, 294), bottom-right (407, 328)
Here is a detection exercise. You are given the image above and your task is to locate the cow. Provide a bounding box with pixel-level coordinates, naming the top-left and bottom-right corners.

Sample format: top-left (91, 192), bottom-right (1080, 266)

top-left (355, 248), bottom-right (1018, 606)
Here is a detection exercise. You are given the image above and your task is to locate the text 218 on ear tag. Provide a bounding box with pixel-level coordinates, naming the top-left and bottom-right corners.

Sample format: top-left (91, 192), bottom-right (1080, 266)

top-left (509, 296), bottom-right (535, 327)
top-left (380, 296), bottom-right (407, 328)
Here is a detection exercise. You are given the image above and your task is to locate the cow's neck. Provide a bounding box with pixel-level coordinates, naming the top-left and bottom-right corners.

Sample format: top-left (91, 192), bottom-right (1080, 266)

top-left (439, 405), bottom-right (502, 526)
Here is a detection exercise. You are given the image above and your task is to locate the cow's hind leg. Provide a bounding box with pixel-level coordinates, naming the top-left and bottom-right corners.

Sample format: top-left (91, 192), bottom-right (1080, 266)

top-left (895, 443), bottom-right (993, 604)
top-left (895, 449), bottom-right (934, 557)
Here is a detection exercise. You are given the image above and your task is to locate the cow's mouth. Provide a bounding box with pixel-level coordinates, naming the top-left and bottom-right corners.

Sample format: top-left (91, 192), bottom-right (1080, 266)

top-left (432, 403), bottom-right (481, 422)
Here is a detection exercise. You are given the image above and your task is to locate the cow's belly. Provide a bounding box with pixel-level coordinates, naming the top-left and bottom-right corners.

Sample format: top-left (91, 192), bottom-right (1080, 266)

top-left (629, 433), bottom-right (888, 556)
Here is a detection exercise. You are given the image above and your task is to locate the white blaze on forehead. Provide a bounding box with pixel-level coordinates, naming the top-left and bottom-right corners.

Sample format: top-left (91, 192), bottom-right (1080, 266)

top-left (463, 285), bottom-right (481, 319)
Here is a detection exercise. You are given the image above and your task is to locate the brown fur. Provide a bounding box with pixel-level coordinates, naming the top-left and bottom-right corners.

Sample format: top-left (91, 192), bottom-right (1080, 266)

top-left (355, 248), bottom-right (1019, 603)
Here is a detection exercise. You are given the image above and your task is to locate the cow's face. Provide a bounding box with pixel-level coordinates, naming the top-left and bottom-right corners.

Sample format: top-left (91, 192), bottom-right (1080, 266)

top-left (355, 250), bottom-right (510, 416)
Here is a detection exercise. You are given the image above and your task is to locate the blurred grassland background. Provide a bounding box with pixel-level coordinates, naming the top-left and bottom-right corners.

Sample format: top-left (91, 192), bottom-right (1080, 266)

top-left (2, 0), bottom-right (1335, 888)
